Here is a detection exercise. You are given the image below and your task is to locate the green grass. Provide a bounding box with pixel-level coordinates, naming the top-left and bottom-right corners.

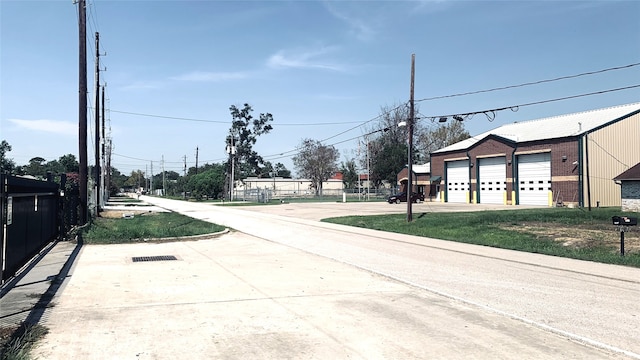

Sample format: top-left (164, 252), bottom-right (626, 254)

top-left (0, 323), bottom-right (48, 360)
top-left (82, 212), bottom-right (226, 244)
top-left (323, 207), bottom-right (640, 267)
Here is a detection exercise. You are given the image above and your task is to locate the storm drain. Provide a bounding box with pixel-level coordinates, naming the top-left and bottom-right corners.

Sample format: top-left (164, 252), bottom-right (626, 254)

top-left (132, 255), bottom-right (178, 263)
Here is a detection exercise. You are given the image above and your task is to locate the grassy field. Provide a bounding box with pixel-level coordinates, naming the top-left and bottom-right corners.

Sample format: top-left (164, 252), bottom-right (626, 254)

top-left (323, 207), bottom-right (640, 267)
top-left (82, 212), bottom-right (226, 244)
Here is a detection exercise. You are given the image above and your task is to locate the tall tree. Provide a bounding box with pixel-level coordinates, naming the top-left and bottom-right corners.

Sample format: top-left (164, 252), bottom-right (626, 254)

top-left (23, 157), bottom-right (47, 178)
top-left (0, 140), bottom-right (16, 174)
top-left (293, 139), bottom-right (339, 196)
top-left (340, 158), bottom-right (359, 189)
top-left (226, 103), bottom-right (274, 179)
top-left (364, 103), bottom-right (418, 188)
top-left (417, 120), bottom-right (471, 159)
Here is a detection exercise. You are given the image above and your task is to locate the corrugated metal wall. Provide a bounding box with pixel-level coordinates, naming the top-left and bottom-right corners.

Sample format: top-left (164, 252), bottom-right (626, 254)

top-left (582, 112), bottom-right (640, 207)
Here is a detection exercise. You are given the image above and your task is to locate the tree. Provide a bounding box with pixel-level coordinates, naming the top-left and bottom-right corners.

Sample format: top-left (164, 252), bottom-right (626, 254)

top-left (58, 154), bottom-right (80, 173)
top-left (364, 103), bottom-right (417, 188)
top-left (417, 120), bottom-right (471, 159)
top-left (109, 167), bottom-right (128, 195)
top-left (124, 170), bottom-right (145, 189)
top-left (259, 161), bottom-right (291, 178)
top-left (226, 103), bottom-right (274, 179)
top-left (186, 165), bottom-right (226, 200)
top-left (371, 142), bottom-right (407, 186)
top-left (274, 162), bottom-right (291, 178)
top-left (293, 139), bottom-right (339, 196)
top-left (23, 157), bottom-right (47, 178)
top-left (340, 158), bottom-right (359, 189)
top-left (0, 140), bottom-right (16, 174)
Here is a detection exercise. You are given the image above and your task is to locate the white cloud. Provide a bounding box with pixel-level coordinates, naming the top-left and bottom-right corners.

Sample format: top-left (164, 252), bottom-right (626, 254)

top-left (8, 119), bottom-right (76, 136)
top-left (171, 71), bottom-right (248, 82)
top-left (323, 2), bottom-right (376, 42)
top-left (267, 47), bottom-right (345, 72)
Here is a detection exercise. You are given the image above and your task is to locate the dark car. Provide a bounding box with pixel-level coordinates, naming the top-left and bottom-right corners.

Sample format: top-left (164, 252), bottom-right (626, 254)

top-left (387, 192), bottom-right (424, 204)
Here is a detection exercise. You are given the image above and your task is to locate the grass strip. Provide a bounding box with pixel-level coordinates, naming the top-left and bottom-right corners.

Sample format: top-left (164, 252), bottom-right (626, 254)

top-left (323, 207), bottom-right (640, 267)
top-left (82, 212), bottom-right (226, 244)
top-left (0, 323), bottom-right (48, 360)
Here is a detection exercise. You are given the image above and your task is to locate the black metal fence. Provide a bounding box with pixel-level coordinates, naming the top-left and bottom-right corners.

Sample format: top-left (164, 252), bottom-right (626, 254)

top-left (1, 174), bottom-right (63, 282)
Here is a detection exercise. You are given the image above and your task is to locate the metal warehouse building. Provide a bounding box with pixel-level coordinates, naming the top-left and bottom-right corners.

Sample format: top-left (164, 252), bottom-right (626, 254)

top-left (429, 102), bottom-right (640, 207)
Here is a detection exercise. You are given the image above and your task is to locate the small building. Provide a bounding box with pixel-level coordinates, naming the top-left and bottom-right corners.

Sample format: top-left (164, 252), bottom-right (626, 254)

top-left (613, 163), bottom-right (640, 212)
top-left (239, 173), bottom-right (344, 197)
top-left (396, 163), bottom-right (441, 201)
top-left (430, 102), bottom-right (640, 207)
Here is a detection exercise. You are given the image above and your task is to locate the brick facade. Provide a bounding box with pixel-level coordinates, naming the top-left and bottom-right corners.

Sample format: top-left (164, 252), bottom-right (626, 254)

top-left (430, 135), bottom-right (580, 205)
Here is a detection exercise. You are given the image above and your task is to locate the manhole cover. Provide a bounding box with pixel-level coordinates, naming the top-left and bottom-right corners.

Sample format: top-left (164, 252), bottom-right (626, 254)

top-left (132, 255), bottom-right (178, 262)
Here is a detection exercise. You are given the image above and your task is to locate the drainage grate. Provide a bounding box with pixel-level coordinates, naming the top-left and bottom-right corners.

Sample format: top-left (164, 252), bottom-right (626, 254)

top-left (132, 255), bottom-right (178, 263)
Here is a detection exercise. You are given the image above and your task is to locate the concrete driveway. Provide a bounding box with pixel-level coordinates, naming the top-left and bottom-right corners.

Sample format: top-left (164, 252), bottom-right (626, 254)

top-left (30, 197), bottom-right (639, 359)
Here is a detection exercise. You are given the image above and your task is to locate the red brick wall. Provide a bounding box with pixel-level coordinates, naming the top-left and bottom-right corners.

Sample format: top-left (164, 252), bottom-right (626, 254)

top-left (430, 136), bottom-right (580, 205)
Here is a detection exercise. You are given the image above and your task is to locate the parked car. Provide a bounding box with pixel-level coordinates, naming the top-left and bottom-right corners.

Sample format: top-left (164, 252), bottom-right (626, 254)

top-left (387, 192), bottom-right (424, 204)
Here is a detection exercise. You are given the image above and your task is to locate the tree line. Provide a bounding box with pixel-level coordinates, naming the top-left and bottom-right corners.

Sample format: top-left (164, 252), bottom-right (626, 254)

top-left (0, 102), bottom-right (469, 200)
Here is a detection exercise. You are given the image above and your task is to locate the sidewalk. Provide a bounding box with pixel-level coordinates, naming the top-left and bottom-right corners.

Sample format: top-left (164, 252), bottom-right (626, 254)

top-left (0, 240), bottom-right (81, 331)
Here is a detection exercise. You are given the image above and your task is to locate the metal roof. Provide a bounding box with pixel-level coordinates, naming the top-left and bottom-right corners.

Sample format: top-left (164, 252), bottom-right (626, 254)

top-left (433, 102), bottom-right (640, 154)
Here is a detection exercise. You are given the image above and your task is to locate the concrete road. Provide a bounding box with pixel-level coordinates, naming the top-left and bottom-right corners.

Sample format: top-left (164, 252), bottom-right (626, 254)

top-left (33, 198), bottom-right (640, 359)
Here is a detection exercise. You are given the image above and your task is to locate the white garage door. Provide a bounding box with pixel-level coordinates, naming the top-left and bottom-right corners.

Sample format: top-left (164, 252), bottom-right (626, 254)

top-left (478, 157), bottom-right (506, 204)
top-left (446, 160), bottom-right (469, 203)
top-left (517, 153), bottom-right (551, 206)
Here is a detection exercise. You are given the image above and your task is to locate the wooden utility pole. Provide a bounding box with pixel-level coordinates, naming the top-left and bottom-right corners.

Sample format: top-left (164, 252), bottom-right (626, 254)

top-left (94, 32), bottom-right (101, 213)
top-left (78, 0), bottom-right (88, 225)
top-left (162, 155), bottom-right (166, 196)
top-left (195, 147), bottom-right (199, 174)
top-left (101, 85), bottom-right (106, 202)
top-left (407, 54), bottom-right (415, 222)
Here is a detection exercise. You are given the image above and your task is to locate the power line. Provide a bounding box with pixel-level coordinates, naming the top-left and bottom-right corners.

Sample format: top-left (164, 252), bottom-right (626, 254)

top-left (416, 62), bottom-right (640, 103)
top-left (107, 109), bottom-right (366, 126)
top-left (421, 84), bottom-right (640, 122)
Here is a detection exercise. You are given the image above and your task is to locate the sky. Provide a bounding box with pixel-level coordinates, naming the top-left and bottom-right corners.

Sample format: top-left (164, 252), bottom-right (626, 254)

top-left (1, 0), bottom-right (639, 178)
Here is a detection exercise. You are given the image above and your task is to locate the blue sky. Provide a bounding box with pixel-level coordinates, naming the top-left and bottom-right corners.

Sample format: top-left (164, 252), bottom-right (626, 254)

top-left (1, 0), bottom-right (639, 177)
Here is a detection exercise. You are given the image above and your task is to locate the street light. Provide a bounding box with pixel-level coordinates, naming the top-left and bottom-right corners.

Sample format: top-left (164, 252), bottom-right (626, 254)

top-left (226, 132), bottom-right (237, 201)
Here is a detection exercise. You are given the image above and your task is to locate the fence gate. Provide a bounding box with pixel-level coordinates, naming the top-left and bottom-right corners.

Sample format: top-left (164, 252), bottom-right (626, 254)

top-left (1, 174), bottom-right (61, 283)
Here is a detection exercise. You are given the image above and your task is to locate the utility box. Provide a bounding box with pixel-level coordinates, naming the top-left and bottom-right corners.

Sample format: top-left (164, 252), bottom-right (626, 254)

top-left (612, 216), bottom-right (638, 226)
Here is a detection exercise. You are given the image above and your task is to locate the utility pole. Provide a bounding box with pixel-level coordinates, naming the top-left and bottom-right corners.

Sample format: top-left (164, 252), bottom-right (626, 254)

top-left (94, 32), bottom-right (100, 214)
top-left (365, 134), bottom-right (370, 201)
top-left (101, 84), bottom-right (106, 203)
top-left (407, 54), bottom-right (415, 222)
top-left (195, 147), bottom-right (199, 174)
top-left (106, 138), bottom-right (112, 197)
top-left (150, 161), bottom-right (154, 195)
top-left (183, 155), bottom-right (187, 176)
top-left (77, 0), bottom-right (88, 225)
top-left (162, 155), bottom-right (166, 197)
top-left (226, 133), bottom-right (236, 201)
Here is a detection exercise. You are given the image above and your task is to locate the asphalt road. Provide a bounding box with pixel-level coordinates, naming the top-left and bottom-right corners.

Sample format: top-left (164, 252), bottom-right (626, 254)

top-left (33, 198), bottom-right (640, 359)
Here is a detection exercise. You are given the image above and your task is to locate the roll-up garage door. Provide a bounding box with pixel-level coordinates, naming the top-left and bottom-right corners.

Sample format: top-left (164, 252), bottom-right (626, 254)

top-left (517, 153), bottom-right (551, 206)
top-left (446, 160), bottom-right (469, 203)
top-left (478, 157), bottom-right (506, 204)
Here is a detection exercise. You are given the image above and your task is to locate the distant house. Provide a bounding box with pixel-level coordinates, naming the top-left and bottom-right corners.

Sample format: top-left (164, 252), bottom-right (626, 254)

top-left (613, 163), bottom-right (640, 212)
top-left (430, 102), bottom-right (640, 207)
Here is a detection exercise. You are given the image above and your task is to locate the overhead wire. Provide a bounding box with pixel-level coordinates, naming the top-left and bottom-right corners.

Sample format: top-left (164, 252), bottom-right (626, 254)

top-left (415, 62), bottom-right (640, 103)
top-left (419, 84), bottom-right (640, 121)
